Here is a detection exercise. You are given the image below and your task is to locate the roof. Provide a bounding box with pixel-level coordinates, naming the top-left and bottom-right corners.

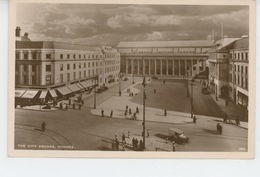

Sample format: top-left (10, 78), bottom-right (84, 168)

top-left (231, 37), bottom-right (249, 49)
top-left (214, 38), bottom-right (240, 50)
top-left (117, 40), bottom-right (215, 48)
top-left (16, 41), bottom-right (101, 51)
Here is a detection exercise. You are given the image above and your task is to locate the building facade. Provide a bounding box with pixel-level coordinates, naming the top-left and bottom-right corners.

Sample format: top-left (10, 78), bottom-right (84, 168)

top-left (117, 40), bottom-right (214, 78)
top-left (15, 41), bottom-right (120, 104)
top-left (229, 37), bottom-right (249, 109)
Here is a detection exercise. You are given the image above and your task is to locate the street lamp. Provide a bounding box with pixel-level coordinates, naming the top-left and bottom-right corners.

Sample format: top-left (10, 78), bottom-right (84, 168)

top-left (119, 72), bottom-right (122, 96)
top-left (142, 76), bottom-right (147, 150)
top-left (93, 76), bottom-right (97, 109)
top-left (186, 71), bottom-right (189, 98)
top-left (189, 80), bottom-right (196, 118)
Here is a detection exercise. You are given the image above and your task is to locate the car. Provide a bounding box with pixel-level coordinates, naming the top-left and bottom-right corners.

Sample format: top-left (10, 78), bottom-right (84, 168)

top-left (168, 128), bottom-right (189, 144)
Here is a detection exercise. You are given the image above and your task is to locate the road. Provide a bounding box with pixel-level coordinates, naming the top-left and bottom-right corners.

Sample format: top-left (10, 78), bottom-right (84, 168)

top-left (14, 78), bottom-right (248, 152)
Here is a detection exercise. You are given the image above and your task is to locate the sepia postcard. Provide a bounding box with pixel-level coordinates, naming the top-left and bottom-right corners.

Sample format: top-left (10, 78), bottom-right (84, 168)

top-left (8, 0), bottom-right (256, 158)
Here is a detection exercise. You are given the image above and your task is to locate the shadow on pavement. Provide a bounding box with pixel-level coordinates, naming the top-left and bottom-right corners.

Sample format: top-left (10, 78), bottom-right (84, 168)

top-left (202, 128), bottom-right (220, 135)
top-left (154, 133), bottom-right (168, 140)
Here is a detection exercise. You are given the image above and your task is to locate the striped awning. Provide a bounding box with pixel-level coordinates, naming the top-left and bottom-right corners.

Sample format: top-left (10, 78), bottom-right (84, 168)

top-left (79, 81), bottom-right (89, 88)
top-left (49, 89), bottom-right (57, 98)
top-left (39, 91), bottom-right (48, 99)
top-left (67, 84), bottom-right (81, 92)
top-left (15, 89), bottom-right (26, 98)
top-left (56, 86), bottom-right (72, 95)
top-left (86, 80), bottom-right (94, 87)
top-left (21, 90), bottom-right (39, 99)
top-left (76, 83), bottom-right (84, 90)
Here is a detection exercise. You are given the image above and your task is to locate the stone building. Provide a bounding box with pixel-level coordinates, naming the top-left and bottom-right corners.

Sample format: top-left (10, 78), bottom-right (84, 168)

top-left (117, 40), bottom-right (214, 78)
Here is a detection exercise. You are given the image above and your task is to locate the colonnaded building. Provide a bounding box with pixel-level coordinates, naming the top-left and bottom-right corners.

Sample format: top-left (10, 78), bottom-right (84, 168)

top-left (15, 27), bottom-right (120, 105)
top-left (117, 40), bottom-right (214, 78)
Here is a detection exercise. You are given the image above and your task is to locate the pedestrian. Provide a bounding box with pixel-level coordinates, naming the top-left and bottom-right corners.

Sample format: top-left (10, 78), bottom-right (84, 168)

top-left (129, 108), bottom-right (132, 114)
top-left (81, 100), bottom-right (84, 105)
top-left (223, 112), bottom-right (227, 123)
top-left (164, 109), bottom-right (167, 116)
top-left (146, 129), bottom-right (149, 138)
top-left (110, 110), bottom-right (113, 117)
top-left (133, 112), bottom-right (136, 120)
top-left (122, 141), bottom-right (125, 151)
top-left (172, 141), bottom-right (176, 152)
top-left (193, 115), bottom-right (196, 124)
top-left (154, 89), bottom-right (156, 93)
top-left (126, 105), bottom-right (128, 110)
top-left (112, 141), bottom-right (115, 151)
top-left (163, 80), bottom-right (165, 84)
top-left (59, 102), bottom-right (63, 110)
top-left (135, 138), bottom-right (139, 150)
top-left (132, 137), bottom-right (135, 148)
top-left (115, 135), bottom-right (118, 141)
top-left (101, 109), bottom-right (104, 117)
top-left (236, 115), bottom-right (240, 126)
top-left (41, 121), bottom-right (46, 132)
top-left (115, 139), bottom-right (119, 151)
top-left (124, 109), bottom-right (127, 116)
top-left (128, 131), bottom-right (130, 138)
top-left (122, 133), bottom-right (126, 143)
top-left (136, 107), bottom-right (139, 114)
top-left (139, 140), bottom-right (143, 151)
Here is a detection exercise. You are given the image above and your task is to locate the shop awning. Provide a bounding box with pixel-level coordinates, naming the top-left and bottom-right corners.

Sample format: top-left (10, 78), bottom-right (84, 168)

top-left (76, 83), bottom-right (84, 90)
top-left (67, 84), bottom-right (81, 92)
top-left (79, 81), bottom-right (90, 88)
top-left (86, 80), bottom-right (94, 87)
top-left (21, 90), bottom-right (39, 99)
top-left (15, 89), bottom-right (26, 98)
top-left (39, 91), bottom-right (48, 99)
top-left (56, 86), bottom-right (72, 95)
top-left (49, 89), bottom-right (58, 98)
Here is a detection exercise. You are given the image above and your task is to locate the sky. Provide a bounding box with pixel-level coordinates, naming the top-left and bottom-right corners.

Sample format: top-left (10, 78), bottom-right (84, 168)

top-left (16, 3), bottom-right (249, 47)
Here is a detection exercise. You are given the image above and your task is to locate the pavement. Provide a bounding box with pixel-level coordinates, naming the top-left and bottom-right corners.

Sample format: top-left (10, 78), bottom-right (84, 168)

top-left (91, 80), bottom-right (193, 124)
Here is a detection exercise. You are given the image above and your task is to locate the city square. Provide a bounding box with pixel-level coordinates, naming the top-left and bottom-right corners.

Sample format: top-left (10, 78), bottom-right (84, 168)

top-left (12, 3), bottom-right (250, 154)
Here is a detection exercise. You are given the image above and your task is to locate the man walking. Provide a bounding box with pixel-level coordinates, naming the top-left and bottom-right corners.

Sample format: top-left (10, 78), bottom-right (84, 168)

top-left (110, 110), bottom-right (113, 118)
top-left (41, 121), bottom-right (46, 132)
top-left (101, 109), bottom-right (104, 117)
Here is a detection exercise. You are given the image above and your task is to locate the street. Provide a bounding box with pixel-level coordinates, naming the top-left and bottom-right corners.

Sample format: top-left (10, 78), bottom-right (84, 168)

top-left (15, 78), bottom-right (248, 152)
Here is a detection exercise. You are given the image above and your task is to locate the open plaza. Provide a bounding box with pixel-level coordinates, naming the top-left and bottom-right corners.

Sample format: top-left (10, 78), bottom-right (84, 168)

top-left (15, 76), bottom-right (248, 152)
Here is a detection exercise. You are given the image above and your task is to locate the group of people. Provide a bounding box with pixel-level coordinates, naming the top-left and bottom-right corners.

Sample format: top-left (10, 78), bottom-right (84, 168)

top-left (223, 112), bottom-right (241, 126)
top-left (132, 137), bottom-right (144, 151)
top-left (124, 105), bottom-right (139, 120)
top-left (129, 92), bottom-right (135, 97)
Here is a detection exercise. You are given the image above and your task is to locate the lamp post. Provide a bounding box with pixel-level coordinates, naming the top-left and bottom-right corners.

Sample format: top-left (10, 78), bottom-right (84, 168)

top-left (186, 71), bottom-right (189, 98)
top-left (142, 76), bottom-right (147, 150)
top-left (132, 69), bottom-right (135, 84)
top-left (189, 81), bottom-right (196, 118)
top-left (119, 72), bottom-right (121, 96)
top-left (93, 76), bottom-right (97, 109)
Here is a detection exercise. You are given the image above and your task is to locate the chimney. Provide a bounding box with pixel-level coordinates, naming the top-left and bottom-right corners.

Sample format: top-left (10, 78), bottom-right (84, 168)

top-left (16, 26), bottom-right (21, 37)
top-left (24, 32), bottom-right (29, 37)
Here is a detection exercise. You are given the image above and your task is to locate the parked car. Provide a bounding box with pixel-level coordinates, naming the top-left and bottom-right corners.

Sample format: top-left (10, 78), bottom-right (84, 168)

top-left (152, 76), bottom-right (158, 79)
top-left (168, 128), bottom-right (189, 144)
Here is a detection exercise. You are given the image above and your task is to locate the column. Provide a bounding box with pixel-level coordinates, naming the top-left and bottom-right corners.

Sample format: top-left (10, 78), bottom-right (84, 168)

top-left (28, 50), bottom-right (32, 60)
top-left (172, 59), bottom-right (174, 76)
top-left (137, 60), bottom-right (140, 75)
top-left (184, 60), bottom-right (187, 75)
top-left (131, 59), bottom-right (134, 74)
top-left (166, 60), bottom-right (169, 75)
top-left (36, 65), bottom-right (39, 85)
top-left (126, 59), bottom-right (128, 74)
top-left (143, 60), bottom-right (145, 75)
top-left (149, 60), bottom-right (151, 75)
top-left (19, 64), bottom-right (24, 84)
top-left (191, 60), bottom-right (193, 76)
top-left (27, 64), bottom-right (32, 85)
top-left (196, 60), bottom-right (200, 74)
top-left (178, 60), bottom-right (181, 76)
top-left (154, 60), bottom-right (157, 75)
top-left (160, 60), bottom-right (162, 75)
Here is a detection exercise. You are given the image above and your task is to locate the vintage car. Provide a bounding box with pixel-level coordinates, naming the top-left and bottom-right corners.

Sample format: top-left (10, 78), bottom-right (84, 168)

top-left (168, 128), bottom-right (189, 144)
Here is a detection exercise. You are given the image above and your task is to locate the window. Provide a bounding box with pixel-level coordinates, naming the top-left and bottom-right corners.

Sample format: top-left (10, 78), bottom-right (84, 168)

top-left (60, 54), bottom-right (63, 59)
top-left (241, 66), bottom-right (243, 73)
top-left (245, 66), bottom-right (248, 74)
top-left (96, 62), bottom-right (98, 67)
top-left (67, 73), bottom-right (70, 81)
top-left (238, 65), bottom-right (240, 72)
top-left (60, 74), bottom-right (63, 83)
top-left (73, 63), bottom-right (76, 69)
top-left (84, 55), bottom-right (86, 58)
top-left (46, 65), bottom-right (51, 72)
top-left (32, 52), bottom-right (36, 60)
top-left (73, 72), bottom-right (76, 80)
top-left (67, 64), bottom-right (70, 70)
top-left (24, 53), bottom-right (28, 60)
top-left (245, 78), bottom-right (248, 89)
top-left (46, 54), bottom-right (51, 59)
top-left (92, 62), bottom-right (94, 67)
top-left (238, 76), bottom-right (240, 86)
top-left (16, 52), bottom-right (19, 60)
top-left (73, 54), bottom-right (76, 59)
top-left (79, 71), bottom-right (81, 79)
top-left (245, 53), bottom-right (248, 60)
top-left (67, 54), bottom-right (70, 59)
top-left (88, 70), bottom-right (90, 76)
top-left (60, 64), bottom-right (63, 71)
top-left (92, 69), bottom-right (94, 76)
top-left (88, 62), bottom-right (90, 67)
top-left (84, 63), bottom-right (86, 68)
top-left (79, 63), bottom-right (81, 69)
top-left (235, 65), bottom-right (236, 71)
top-left (84, 71), bottom-right (86, 77)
